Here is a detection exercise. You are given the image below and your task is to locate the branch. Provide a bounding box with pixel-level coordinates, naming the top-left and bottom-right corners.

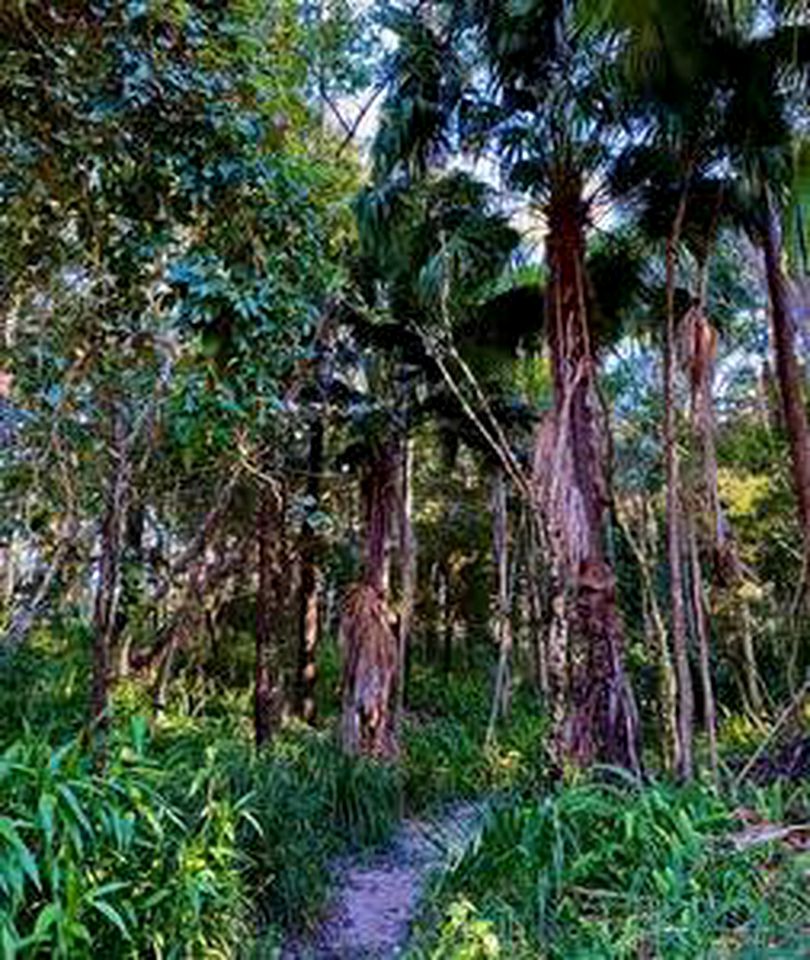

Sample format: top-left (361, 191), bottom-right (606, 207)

top-left (0, 520), bottom-right (79, 660)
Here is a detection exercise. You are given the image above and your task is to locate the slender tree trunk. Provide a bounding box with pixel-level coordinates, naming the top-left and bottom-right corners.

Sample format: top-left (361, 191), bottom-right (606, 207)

top-left (396, 435), bottom-right (416, 721)
top-left (255, 479), bottom-right (283, 748)
top-left (487, 467), bottom-right (513, 743)
top-left (1, 535), bottom-right (14, 611)
top-left (664, 191), bottom-right (695, 781)
top-left (618, 497), bottom-right (679, 773)
top-left (439, 563), bottom-right (452, 674)
top-left (117, 504), bottom-right (145, 678)
top-left (1, 521), bottom-right (77, 662)
top-left (762, 194), bottom-right (810, 587)
top-left (92, 406), bottom-right (131, 733)
top-left (526, 517), bottom-right (549, 698)
top-left (295, 419), bottom-right (324, 722)
top-left (687, 512), bottom-right (719, 781)
top-left (740, 602), bottom-right (764, 716)
top-left (685, 284), bottom-right (762, 720)
top-left (537, 174), bottom-right (640, 772)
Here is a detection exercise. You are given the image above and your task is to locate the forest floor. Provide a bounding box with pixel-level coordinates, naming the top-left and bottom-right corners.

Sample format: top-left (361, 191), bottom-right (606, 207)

top-left (281, 801), bottom-right (486, 959)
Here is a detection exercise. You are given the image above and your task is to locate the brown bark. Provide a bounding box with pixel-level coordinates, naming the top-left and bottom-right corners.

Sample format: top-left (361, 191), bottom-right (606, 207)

top-left (340, 583), bottom-right (397, 757)
top-left (295, 419), bottom-right (324, 722)
top-left (340, 445), bottom-right (399, 758)
top-left (255, 479), bottom-right (283, 748)
top-left (664, 189), bottom-right (695, 782)
top-left (396, 435), bottom-right (416, 722)
top-left (536, 173), bottom-right (640, 773)
top-left (762, 194), bottom-right (810, 584)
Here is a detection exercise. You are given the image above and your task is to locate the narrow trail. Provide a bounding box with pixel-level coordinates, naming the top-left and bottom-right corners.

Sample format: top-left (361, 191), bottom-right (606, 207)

top-left (282, 802), bottom-right (486, 959)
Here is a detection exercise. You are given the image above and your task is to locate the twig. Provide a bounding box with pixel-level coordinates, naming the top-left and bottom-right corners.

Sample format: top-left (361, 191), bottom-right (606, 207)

top-left (734, 676), bottom-right (810, 788)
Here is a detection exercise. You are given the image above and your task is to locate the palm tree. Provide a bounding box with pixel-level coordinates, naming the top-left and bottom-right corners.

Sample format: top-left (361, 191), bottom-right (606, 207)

top-left (361, 1), bottom-right (643, 771)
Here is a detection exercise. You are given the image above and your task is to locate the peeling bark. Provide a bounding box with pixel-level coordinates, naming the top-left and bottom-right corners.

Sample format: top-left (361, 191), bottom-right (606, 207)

top-left (534, 173), bottom-right (640, 773)
top-left (340, 445), bottom-right (399, 758)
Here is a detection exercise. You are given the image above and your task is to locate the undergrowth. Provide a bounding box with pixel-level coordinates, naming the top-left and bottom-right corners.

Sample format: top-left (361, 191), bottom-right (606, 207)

top-left (0, 637), bottom-right (400, 958)
top-left (402, 665), bottom-right (549, 811)
top-left (411, 774), bottom-right (810, 959)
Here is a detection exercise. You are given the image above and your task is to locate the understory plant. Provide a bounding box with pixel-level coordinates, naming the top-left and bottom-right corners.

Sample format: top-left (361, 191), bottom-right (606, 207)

top-left (414, 776), bottom-right (810, 959)
top-left (0, 707), bottom-right (400, 958)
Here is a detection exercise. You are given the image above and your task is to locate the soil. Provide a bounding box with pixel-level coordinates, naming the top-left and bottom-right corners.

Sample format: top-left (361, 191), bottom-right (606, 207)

top-left (281, 802), bottom-right (484, 959)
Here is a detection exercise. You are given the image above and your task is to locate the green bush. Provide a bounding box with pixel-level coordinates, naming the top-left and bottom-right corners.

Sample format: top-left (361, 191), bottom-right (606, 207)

top-left (0, 705), bottom-right (400, 958)
top-left (419, 777), bottom-right (810, 959)
top-left (230, 724), bottom-right (400, 929)
top-left (0, 720), bottom-right (248, 959)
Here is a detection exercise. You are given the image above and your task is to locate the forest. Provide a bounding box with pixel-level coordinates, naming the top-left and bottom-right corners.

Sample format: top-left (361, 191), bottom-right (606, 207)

top-left (0, 0), bottom-right (809, 957)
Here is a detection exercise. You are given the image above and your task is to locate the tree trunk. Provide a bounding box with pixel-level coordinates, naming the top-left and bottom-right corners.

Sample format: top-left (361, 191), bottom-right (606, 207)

top-left (92, 406), bottom-right (131, 734)
top-left (340, 445), bottom-right (399, 758)
top-left (117, 504), bottom-right (145, 678)
top-left (295, 419), bottom-right (324, 722)
top-left (526, 516), bottom-right (549, 698)
top-left (396, 435), bottom-right (416, 721)
top-left (664, 194), bottom-right (695, 781)
top-left (687, 512), bottom-right (719, 781)
top-left (1, 521), bottom-right (77, 663)
top-left (255, 479), bottom-right (283, 748)
top-left (685, 282), bottom-right (764, 726)
top-left (762, 194), bottom-right (810, 586)
top-left (536, 174), bottom-right (640, 773)
top-left (487, 467), bottom-right (513, 743)
top-left (617, 496), bottom-right (679, 772)
top-left (439, 563), bottom-right (452, 674)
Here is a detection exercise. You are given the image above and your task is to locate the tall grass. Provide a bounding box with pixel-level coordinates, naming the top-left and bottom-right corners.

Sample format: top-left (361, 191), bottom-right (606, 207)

top-left (402, 667), bottom-right (549, 810)
top-left (0, 712), bottom-right (399, 958)
top-left (0, 720), bottom-right (248, 958)
top-left (416, 775), bottom-right (810, 958)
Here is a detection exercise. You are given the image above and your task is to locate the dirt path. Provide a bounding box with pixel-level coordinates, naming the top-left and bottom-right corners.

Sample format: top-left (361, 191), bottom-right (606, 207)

top-left (282, 802), bottom-right (485, 959)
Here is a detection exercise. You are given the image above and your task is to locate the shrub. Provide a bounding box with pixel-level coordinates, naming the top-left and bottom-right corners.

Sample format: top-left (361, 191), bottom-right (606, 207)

top-left (402, 669), bottom-right (548, 811)
top-left (0, 720), bottom-right (248, 959)
top-left (0, 705), bottom-right (401, 958)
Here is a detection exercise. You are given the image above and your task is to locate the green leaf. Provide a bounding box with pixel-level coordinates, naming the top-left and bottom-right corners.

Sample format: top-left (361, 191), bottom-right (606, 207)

top-left (90, 900), bottom-right (131, 940)
top-left (37, 793), bottom-right (56, 849)
top-left (56, 784), bottom-right (92, 835)
top-left (32, 903), bottom-right (60, 941)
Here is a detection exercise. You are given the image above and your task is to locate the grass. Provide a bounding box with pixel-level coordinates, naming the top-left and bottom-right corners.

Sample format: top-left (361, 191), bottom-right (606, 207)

top-left (0, 633), bottom-right (401, 958)
top-left (402, 665), bottom-right (549, 811)
top-left (410, 774), bottom-right (810, 959)
top-left (3, 630), bottom-right (809, 958)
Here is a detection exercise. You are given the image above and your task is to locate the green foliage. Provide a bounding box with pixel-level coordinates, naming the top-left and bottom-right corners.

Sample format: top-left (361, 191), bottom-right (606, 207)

top-left (416, 778), bottom-right (810, 959)
top-left (0, 692), bottom-right (399, 958)
top-left (0, 722), bottom-right (247, 959)
top-left (403, 668), bottom-right (548, 811)
top-left (427, 898), bottom-right (504, 959)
